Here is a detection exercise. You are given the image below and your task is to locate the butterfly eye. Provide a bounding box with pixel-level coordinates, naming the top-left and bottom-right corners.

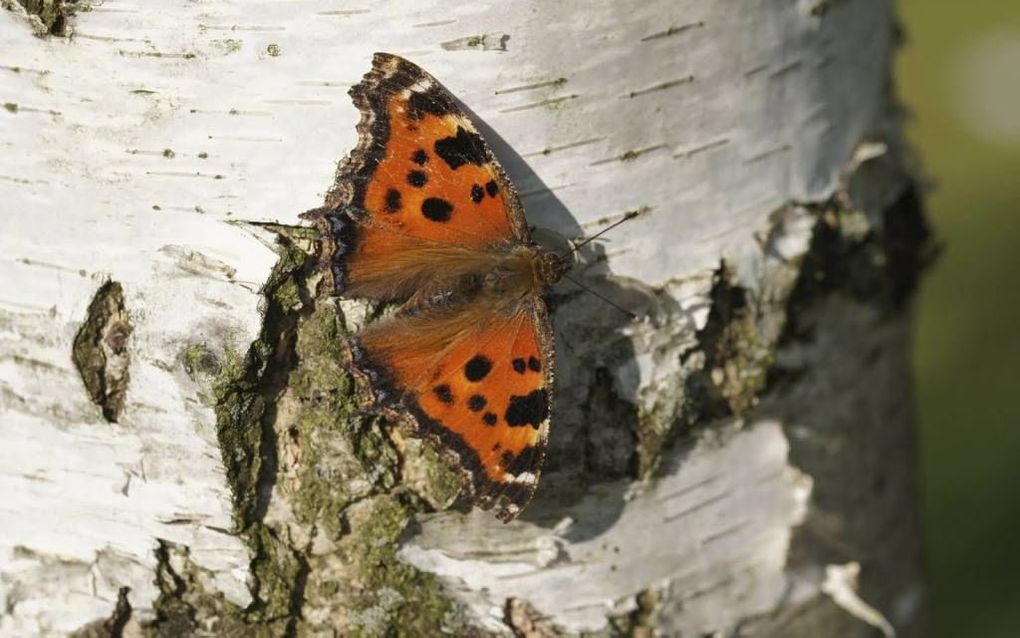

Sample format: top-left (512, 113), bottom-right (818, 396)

top-left (536, 252), bottom-right (570, 287)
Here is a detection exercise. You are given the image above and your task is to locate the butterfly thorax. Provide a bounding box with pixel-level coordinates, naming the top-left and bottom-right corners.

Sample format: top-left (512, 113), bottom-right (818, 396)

top-left (476, 245), bottom-right (567, 304)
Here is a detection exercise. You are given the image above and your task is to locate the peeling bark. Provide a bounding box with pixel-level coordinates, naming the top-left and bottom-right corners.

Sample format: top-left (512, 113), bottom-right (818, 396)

top-left (1, 1), bottom-right (929, 636)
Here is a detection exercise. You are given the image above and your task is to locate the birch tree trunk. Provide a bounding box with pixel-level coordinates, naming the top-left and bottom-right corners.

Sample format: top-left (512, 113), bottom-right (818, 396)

top-left (0, 1), bottom-right (930, 635)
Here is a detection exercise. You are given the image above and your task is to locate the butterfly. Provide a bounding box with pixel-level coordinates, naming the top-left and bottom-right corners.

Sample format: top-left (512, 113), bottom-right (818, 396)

top-left (304, 53), bottom-right (570, 522)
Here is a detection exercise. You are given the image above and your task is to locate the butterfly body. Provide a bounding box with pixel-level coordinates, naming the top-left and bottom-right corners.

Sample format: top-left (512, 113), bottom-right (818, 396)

top-left (306, 53), bottom-right (562, 521)
top-left (331, 208), bottom-right (566, 312)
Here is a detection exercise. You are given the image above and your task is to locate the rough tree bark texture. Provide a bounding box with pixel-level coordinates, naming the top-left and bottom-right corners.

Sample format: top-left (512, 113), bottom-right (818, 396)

top-left (0, 1), bottom-right (930, 636)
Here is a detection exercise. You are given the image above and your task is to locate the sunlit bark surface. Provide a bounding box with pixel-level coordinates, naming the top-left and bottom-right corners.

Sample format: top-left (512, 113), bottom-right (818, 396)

top-left (0, 1), bottom-right (927, 635)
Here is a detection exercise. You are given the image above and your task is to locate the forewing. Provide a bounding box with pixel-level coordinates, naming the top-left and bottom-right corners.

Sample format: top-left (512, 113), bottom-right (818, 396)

top-left (308, 52), bottom-right (529, 301)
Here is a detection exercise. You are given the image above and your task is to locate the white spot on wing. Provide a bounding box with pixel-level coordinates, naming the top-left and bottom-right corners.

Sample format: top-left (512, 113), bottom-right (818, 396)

top-left (410, 77), bottom-right (435, 93)
top-left (449, 114), bottom-right (475, 131)
top-left (509, 472), bottom-right (538, 485)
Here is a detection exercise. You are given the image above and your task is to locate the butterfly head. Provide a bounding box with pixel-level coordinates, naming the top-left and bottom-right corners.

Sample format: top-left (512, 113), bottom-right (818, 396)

top-left (536, 249), bottom-right (571, 289)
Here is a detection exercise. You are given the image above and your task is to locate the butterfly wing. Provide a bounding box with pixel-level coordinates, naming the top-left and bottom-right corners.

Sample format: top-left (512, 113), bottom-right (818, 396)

top-left (308, 52), bottom-right (530, 302)
top-left (352, 298), bottom-right (554, 521)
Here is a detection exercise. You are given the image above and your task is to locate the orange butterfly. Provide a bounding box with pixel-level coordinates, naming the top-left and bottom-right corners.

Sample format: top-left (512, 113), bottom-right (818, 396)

top-left (306, 53), bottom-right (569, 521)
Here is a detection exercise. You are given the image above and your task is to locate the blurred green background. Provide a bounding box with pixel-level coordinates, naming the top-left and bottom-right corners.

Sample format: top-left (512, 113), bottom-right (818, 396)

top-left (897, 1), bottom-right (1020, 636)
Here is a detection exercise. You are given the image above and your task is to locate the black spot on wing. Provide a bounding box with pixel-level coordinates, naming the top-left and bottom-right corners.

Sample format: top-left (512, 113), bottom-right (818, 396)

top-left (504, 389), bottom-right (548, 429)
top-left (407, 170), bottom-right (428, 187)
top-left (422, 197), bottom-right (453, 222)
top-left (412, 149), bottom-right (428, 165)
top-left (408, 85), bottom-right (456, 120)
top-left (464, 354), bottom-right (492, 382)
top-left (528, 356), bottom-right (541, 372)
top-left (468, 394), bottom-right (487, 412)
top-left (483, 412), bottom-right (498, 426)
top-left (501, 446), bottom-right (538, 476)
top-left (385, 188), bottom-right (402, 212)
top-left (433, 384), bottom-right (454, 404)
top-left (434, 126), bottom-right (487, 170)
top-left (485, 180), bottom-right (499, 197)
top-left (512, 358), bottom-right (526, 374)
top-left (471, 184), bottom-right (484, 203)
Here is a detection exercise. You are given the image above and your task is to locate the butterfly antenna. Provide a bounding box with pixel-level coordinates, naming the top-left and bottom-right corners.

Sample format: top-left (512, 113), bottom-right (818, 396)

top-left (558, 210), bottom-right (640, 262)
top-left (563, 273), bottom-right (638, 320)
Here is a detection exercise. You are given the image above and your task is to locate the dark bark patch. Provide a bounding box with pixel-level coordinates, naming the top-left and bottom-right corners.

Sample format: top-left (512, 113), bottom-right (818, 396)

top-left (18, 0), bottom-right (82, 36)
top-left (72, 280), bottom-right (133, 423)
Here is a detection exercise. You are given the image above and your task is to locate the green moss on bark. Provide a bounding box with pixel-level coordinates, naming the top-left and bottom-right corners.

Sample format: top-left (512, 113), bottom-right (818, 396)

top-left (685, 265), bottom-right (776, 419)
top-left (148, 231), bottom-right (465, 634)
top-left (328, 495), bottom-right (469, 637)
top-left (586, 587), bottom-right (659, 638)
top-left (151, 541), bottom-right (251, 637)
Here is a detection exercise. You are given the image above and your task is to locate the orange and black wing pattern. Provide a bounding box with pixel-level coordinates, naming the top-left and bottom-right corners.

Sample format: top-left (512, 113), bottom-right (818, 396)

top-left (309, 52), bottom-right (529, 302)
top-left (306, 53), bottom-right (559, 522)
top-left (352, 300), bottom-right (554, 521)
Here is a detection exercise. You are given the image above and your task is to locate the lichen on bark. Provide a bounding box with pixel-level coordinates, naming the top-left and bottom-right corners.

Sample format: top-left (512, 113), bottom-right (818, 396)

top-left (149, 541), bottom-right (249, 637)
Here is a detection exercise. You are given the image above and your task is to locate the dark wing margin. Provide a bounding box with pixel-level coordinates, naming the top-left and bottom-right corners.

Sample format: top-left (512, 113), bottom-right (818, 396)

top-left (477, 299), bottom-right (554, 522)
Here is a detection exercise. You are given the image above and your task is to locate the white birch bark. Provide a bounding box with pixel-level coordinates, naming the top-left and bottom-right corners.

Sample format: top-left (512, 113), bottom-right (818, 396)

top-left (0, 0), bottom-right (927, 635)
